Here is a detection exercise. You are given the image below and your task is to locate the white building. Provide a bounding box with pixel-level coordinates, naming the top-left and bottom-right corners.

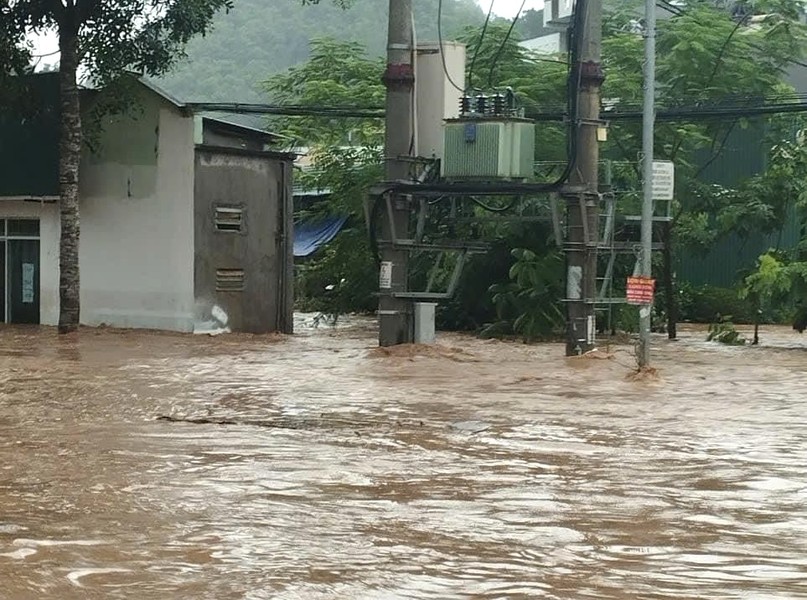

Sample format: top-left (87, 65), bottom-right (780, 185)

top-left (0, 74), bottom-right (294, 333)
top-left (520, 32), bottom-right (567, 55)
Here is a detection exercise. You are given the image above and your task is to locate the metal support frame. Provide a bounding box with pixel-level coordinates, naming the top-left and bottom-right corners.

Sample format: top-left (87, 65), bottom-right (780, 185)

top-left (371, 189), bottom-right (492, 303)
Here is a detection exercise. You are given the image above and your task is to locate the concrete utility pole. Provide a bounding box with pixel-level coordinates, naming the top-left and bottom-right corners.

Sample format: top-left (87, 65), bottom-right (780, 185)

top-left (378, 0), bottom-right (415, 347)
top-left (565, 0), bottom-right (603, 356)
top-left (638, 0), bottom-right (656, 367)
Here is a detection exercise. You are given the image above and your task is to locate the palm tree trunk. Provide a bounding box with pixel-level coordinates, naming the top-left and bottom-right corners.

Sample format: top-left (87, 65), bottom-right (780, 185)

top-left (58, 25), bottom-right (81, 334)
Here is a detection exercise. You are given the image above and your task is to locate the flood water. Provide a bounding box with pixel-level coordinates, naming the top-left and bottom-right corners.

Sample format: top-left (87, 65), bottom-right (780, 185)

top-left (1, 316), bottom-right (806, 599)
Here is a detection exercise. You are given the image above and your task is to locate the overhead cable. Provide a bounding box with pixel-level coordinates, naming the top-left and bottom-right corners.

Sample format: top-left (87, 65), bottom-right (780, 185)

top-left (437, 0), bottom-right (466, 93)
top-left (468, 0), bottom-right (496, 91)
top-left (486, 0), bottom-right (528, 88)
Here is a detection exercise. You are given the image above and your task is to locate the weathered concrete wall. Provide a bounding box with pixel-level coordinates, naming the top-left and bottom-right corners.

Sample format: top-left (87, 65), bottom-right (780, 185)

top-left (0, 200), bottom-right (59, 325)
top-left (194, 147), bottom-right (293, 334)
top-left (79, 90), bottom-right (196, 331)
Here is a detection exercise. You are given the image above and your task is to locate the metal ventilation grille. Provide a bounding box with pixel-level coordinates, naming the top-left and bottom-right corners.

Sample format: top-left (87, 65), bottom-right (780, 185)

top-left (216, 269), bottom-right (245, 292)
top-left (215, 206), bottom-right (243, 232)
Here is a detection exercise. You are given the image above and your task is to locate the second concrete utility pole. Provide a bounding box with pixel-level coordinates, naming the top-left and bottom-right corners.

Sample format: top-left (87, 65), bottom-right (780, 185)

top-left (565, 0), bottom-right (604, 356)
top-left (378, 0), bottom-right (415, 347)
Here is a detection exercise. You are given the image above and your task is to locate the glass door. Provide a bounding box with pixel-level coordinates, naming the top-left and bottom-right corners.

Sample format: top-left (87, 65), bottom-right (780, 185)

top-left (8, 239), bottom-right (40, 324)
top-left (0, 219), bottom-right (41, 325)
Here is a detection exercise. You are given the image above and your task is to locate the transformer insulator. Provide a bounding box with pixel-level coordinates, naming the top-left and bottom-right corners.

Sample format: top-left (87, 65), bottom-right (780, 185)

top-left (459, 95), bottom-right (471, 115)
top-left (492, 94), bottom-right (505, 115)
top-left (475, 94), bottom-right (488, 115)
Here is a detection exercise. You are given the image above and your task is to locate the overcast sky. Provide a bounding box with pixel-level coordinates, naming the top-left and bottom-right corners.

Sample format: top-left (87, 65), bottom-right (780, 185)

top-left (478, 0), bottom-right (545, 19)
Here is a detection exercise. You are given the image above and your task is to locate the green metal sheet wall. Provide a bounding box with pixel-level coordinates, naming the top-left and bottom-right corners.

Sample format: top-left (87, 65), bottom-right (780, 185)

top-left (678, 120), bottom-right (803, 287)
top-left (0, 74), bottom-right (60, 197)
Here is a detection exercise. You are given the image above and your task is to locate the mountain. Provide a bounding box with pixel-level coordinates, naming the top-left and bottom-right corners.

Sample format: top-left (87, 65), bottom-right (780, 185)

top-left (158, 0), bottom-right (485, 104)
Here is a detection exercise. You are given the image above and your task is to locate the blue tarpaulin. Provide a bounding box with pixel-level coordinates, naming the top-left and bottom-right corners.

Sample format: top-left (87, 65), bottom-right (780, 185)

top-left (293, 216), bottom-right (349, 258)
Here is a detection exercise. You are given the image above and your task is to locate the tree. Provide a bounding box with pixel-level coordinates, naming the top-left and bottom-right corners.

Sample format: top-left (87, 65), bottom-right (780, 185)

top-left (4, 0), bottom-right (348, 333)
top-left (458, 5), bottom-right (807, 336)
top-left (0, 1), bottom-right (31, 105)
top-left (600, 0), bottom-right (806, 337)
top-left (741, 138), bottom-right (807, 336)
top-left (264, 39), bottom-right (385, 147)
top-left (266, 7), bottom-right (807, 336)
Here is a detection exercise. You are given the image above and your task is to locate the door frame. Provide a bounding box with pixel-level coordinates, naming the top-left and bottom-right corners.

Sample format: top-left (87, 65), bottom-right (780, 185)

top-left (0, 218), bottom-right (41, 323)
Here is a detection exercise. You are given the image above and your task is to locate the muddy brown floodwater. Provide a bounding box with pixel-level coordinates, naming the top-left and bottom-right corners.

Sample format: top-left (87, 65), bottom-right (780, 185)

top-left (1, 317), bottom-right (806, 599)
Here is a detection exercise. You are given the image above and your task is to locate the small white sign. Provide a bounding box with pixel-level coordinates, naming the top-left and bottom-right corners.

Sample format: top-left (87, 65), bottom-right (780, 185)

top-left (586, 315), bottom-right (596, 346)
top-left (567, 266), bottom-right (582, 300)
top-left (379, 261), bottom-right (393, 289)
top-left (22, 263), bottom-right (35, 304)
top-left (652, 160), bottom-right (675, 200)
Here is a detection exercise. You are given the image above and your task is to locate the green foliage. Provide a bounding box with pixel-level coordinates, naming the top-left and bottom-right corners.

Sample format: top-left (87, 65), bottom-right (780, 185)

top-left (158, 0), bottom-right (484, 103)
top-left (515, 9), bottom-right (550, 40)
top-left (7, 0), bottom-right (239, 85)
top-left (602, 2), bottom-right (807, 254)
top-left (742, 250), bottom-right (807, 329)
top-left (0, 2), bottom-right (31, 106)
top-left (299, 145), bottom-right (384, 215)
top-left (736, 135), bottom-right (807, 331)
top-left (293, 145), bottom-right (383, 316)
top-left (679, 283), bottom-right (758, 323)
top-left (482, 248), bottom-right (565, 341)
top-left (295, 226), bottom-right (378, 316)
top-left (742, 252), bottom-right (793, 301)
top-left (264, 39), bottom-right (384, 146)
top-left (460, 22), bottom-right (529, 90)
top-left (707, 316), bottom-right (747, 345)
top-left (268, 4), bottom-right (807, 333)
top-left (598, 3), bottom-right (807, 333)
top-left (604, 6), bottom-right (801, 166)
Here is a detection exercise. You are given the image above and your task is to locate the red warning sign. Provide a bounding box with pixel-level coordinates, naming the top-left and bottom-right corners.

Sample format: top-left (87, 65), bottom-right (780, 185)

top-left (626, 276), bottom-right (656, 305)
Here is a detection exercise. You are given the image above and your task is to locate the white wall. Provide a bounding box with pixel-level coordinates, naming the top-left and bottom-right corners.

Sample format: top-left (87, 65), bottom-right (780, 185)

top-left (415, 42), bottom-right (466, 160)
top-left (520, 33), bottom-right (564, 55)
top-left (0, 200), bottom-right (59, 325)
top-left (79, 94), bottom-right (196, 332)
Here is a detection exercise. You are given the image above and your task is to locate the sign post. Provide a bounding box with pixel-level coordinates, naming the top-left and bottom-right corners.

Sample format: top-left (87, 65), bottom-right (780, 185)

top-left (639, 0), bottom-right (657, 368)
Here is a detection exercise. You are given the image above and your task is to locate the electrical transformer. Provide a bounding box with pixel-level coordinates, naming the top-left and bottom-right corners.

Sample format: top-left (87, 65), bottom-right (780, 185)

top-left (441, 92), bottom-right (536, 181)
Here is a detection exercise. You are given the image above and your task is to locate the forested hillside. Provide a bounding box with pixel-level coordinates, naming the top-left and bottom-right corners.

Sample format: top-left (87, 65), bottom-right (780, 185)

top-left (158, 0), bottom-right (485, 103)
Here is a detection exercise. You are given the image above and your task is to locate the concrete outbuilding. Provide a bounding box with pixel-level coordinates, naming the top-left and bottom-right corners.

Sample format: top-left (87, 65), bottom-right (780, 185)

top-left (0, 74), bottom-right (294, 334)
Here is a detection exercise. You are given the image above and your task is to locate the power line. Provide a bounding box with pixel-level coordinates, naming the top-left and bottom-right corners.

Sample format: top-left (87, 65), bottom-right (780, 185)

top-left (437, 0), bottom-right (465, 93)
top-left (188, 95), bottom-right (807, 123)
top-left (468, 0), bottom-right (496, 91)
top-left (186, 103), bottom-right (385, 118)
top-left (486, 0), bottom-right (527, 88)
